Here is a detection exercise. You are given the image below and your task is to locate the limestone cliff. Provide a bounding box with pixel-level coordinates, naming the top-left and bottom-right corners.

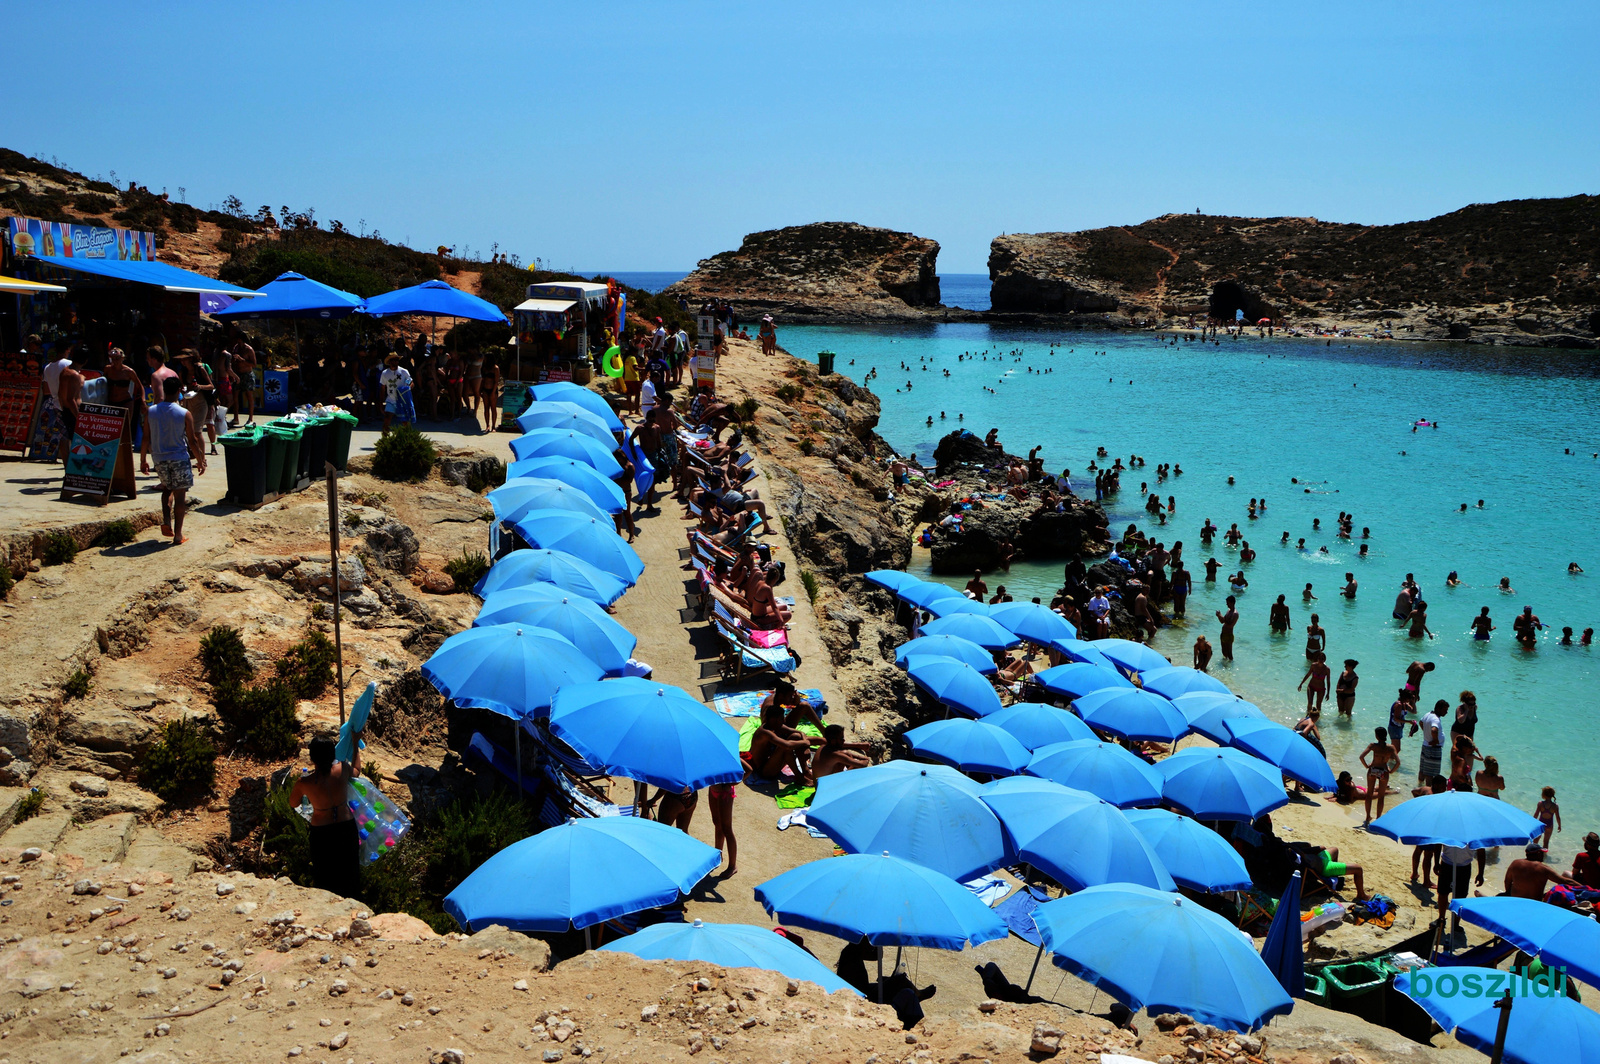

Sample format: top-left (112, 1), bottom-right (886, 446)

top-left (666, 222), bottom-right (949, 323)
top-left (989, 196), bottom-right (1600, 346)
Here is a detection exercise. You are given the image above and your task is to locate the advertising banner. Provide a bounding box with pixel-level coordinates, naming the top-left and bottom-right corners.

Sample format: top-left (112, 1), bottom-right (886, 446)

top-left (61, 402), bottom-right (129, 501)
top-left (0, 370), bottom-right (42, 452)
top-left (262, 370), bottom-right (290, 414)
top-left (6, 216), bottom-right (157, 262)
top-left (501, 381), bottom-right (531, 423)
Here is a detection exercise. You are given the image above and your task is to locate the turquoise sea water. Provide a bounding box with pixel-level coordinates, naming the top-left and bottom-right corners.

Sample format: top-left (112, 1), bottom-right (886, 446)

top-left (782, 322), bottom-right (1600, 847)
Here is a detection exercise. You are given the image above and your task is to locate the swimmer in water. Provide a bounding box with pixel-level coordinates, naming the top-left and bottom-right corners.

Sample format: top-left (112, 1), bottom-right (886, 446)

top-left (1343, 573), bottom-right (1358, 598)
top-left (1471, 607), bottom-right (1494, 640)
top-left (1446, 571), bottom-right (1461, 587)
top-left (1359, 544), bottom-right (1369, 557)
top-left (1477, 499), bottom-right (1484, 508)
top-left (1362, 527), bottom-right (1371, 539)
top-left (1570, 562), bottom-right (1584, 573)
top-left (1303, 582), bottom-right (1317, 602)
top-left (1281, 531), bottom-right (1290, 543)
top-left (1498, 577), bottom-right (1514, 593)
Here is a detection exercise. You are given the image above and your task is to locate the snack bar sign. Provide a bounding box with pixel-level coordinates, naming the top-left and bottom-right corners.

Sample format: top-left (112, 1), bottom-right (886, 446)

top-left (6, 216), bottom-right (157, 262)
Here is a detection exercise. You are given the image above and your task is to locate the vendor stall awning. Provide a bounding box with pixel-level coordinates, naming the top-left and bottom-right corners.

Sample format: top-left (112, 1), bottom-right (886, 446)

top-left (0, 275), bottom-right (67, 294)
top-left (514, 298), bottom-right (579, 313)
top-left (29, 255), bottom-right (261, 297)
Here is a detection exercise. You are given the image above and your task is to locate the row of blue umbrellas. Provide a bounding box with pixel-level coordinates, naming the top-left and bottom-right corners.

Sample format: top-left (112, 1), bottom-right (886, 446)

top-left (213, 272), bottom-right (508, 322)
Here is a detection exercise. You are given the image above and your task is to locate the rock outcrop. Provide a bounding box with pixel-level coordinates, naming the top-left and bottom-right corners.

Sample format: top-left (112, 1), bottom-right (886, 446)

top-left (988, 196), bottom-right (1600, 346)
top-left (667, 222), bottom-right (953, 323)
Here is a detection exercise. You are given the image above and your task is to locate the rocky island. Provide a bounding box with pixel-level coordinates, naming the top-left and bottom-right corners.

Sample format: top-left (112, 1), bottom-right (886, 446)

top-left (988, 195), bottom-right (1600, 346)
top-left (666, 221), bottom-right (967, 323)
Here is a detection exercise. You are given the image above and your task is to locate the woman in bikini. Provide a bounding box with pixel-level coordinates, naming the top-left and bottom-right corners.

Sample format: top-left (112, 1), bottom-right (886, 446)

top-left (1297, 651), bottom-right (1330, 713)
top-left (1448, 733), bottom-right (1480, 791)
top-left (1305, 614), bottom-right (1326, 660)
top-left (707, 781), bottom-right (737, 876)
top-left (1359, 726), bottom-right (1398, 825)
top-left (463, 351), bottom-right (484, 418)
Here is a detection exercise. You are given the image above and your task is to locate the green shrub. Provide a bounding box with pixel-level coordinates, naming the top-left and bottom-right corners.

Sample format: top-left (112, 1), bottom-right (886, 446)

top-left (276, 630), bottom-right (337, 699)
top-left (0, 563), bottom-right (13, 601)
top-left (733, 398), bottom-right (760, 423)
top-left (465, 458), bottom-right (506, 494)
top-left (40, 531), bottom-right (77, 566)
top-left (139, 718), bottom-right (217, 805)
top-left (443, 548), bottom-right (489, 593)
top-left (215, 680), bottom-right (302, 760)
top-left (91, 519), bottom-right (137, 548)
top-left (14, 788), bottom-right (44, 824)
top-left (260, 780), bottom-right (314, 886)
top-left (798, 437), bottom-right (815, 456)
top-left (371, 424), bottom-right (436, 482)
top-left (800, 570), bottom-right (820, 604)
top-left (62, 669), bottom-right (91, 700)
top-left (199, 625), bottom-right (254, 688)
top-left (775, 383), bottom-right (803, 404)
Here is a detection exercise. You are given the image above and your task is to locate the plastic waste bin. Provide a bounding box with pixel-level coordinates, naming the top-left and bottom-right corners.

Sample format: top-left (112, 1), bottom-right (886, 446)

top-left (262, 426), bottom-right (287, 496)
top-left (218, 427), bottom-right (267, 506)
top-left (300, 415), bottom-right (333, 481)
top-left (266, 421), bottom-right (303, 494)
top-left (325, 409), bottom-right (358, 471)
top-left (817, 350), bottom-right (836, 375)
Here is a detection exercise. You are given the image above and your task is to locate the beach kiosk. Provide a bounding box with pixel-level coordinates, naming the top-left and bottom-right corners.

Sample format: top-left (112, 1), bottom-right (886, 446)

top-left (504, 281), bottom-right (610, 420)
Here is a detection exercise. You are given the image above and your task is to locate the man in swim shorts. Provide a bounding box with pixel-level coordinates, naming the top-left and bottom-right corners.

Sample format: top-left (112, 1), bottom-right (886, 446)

top-left (1471, 607), bottom-right (1494, 640)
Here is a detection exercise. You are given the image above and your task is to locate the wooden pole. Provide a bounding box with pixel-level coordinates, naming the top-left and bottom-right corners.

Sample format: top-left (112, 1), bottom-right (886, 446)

top-left (1488, 991), bottom-right (1513, 1064)
top-left (325, 461), bottom-right (346, 726)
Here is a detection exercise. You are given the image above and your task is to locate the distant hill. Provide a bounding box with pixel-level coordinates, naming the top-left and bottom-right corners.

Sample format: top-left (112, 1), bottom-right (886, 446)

top-left (989, 197), bottom-right (1600, 346)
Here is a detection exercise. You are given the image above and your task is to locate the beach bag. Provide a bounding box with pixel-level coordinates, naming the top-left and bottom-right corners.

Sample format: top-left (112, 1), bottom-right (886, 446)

top-left (346, 775), bottom-right (411, 864)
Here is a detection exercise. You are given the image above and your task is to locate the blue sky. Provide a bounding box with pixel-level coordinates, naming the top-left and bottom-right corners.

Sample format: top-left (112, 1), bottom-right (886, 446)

top-left (4, 2), bottom-right (1596, 273)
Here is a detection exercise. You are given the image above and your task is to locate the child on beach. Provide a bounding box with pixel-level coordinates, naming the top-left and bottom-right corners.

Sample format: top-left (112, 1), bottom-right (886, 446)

top-left (1534, 787), bottom-right (1561, 848)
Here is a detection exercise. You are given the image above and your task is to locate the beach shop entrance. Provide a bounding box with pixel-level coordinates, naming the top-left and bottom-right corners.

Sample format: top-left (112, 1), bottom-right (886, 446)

top-left (505, 280), bottom-right (613, 422)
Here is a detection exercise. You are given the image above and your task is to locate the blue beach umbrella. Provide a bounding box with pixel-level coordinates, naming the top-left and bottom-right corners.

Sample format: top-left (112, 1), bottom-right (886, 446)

top-left (864, 570), bottom-right (921, 594)
top-left (902, 655), bottom-right (1003, 718)
top-left (904, 719), bottom-right (1031, 776)
top-left (548, 678), bottom-right (741, 792)
top-left (1157, 747), bottom-right (1290, 822)
top-left (599, 919), bottom-right (862, 996)
top-left (505, 457), bottom-right (628, 513)
top-left (894, 635), bottom-right (997, 674)
top-left (514, 401), bottom-right (617, 444)
top-left (920, 614), bottom-right (1022, 651)
top-left (1137, 665), bottom-right (1231, 700)
top-left (1034, 661), bottom-right (1134, 700)
top-left (989, 601), bottom-right (1077, 644)
top-left (474, 587), bottom-right (637, 675)
top-left (982, 701), bottom-right (1096, 750)
top-left (510, 429), bottom-right (624, 478)
top-left (507, 508), bottom-right (645, 583)
top-left (473, 548), bottom-right (630, 605)
top-left (899, 581), bottom-right (967, 611)
top-left (489, 476), bottom-right (611, 524)
top-left (1090, 638), bottom-right (1171, 677)
top-left (1025, 739), bottom-right (1164, 808)
top-left (1048, 638), bottom-right (1121, 671)
top-left (361, 279), bottom-right (507, 322)
top-left (1450, 896), bottom-right (1600, 989)
top-left (1034, 884), bottom-right (1293, 1032)
top-left (211, 271), bottom-right (363, 319)
top-left (1395, 966), bottom-right (1600, 1064)
top-left (1172, 692), bottom-right (1269, 745)
top-left (754, 851), bottom-right (1008, 950)
top-left (530, 381), bottom-right (624, 431)
top-left (421, 624), bottom-right (604, 719)
top-left (1369, 791), bottom-right (1546, 849)
top-left (1259, 871), bottom-right (1305, 998)
top-left (1071, 687), bottom-right (1188, 743)
top-left (1223, 718), bottom-right (1337, 793)
top-left (805, 761), bottom-right (1009, 881)
top-left (1122, 809), bottom-right (1252, 893)
top-left (924, 595), bottom-right (993, 618)
top-left (442, 817), bottom-right (718, 932)
top-left (980, 776), bottom-right (1175, 893)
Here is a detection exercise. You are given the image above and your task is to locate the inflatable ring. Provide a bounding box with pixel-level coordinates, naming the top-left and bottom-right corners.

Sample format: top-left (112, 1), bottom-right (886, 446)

top-left (602, 345), bottom-right (624, 378)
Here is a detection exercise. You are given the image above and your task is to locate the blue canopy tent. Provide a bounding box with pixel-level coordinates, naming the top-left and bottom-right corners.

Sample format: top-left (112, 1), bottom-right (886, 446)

top-left (28, 254), bottom-right (262, 298)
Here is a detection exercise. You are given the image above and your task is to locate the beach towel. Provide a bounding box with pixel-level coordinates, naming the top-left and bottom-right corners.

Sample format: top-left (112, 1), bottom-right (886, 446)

top-left (774, 783), bottom-right (815, 809)
top-left (716, 688), bottom-right (827, 720)
top-left (963, 874), bottom-right (1012, 907)
top-left (993, 885), bottom-right (1051, 946)
top-left (776, 809), bottom-right (831, 839)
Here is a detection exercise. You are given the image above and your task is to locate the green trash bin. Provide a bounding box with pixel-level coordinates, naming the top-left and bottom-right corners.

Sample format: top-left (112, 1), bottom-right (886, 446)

top-left (325, 409), bottom-right (358, 471)
top-left (218, 427), bottom-right (267, 506)
top-left (266, 422), bottom-right (303, 494)
top-left (261, 427), bottom-right (288, 496)
top-left (817, 350), bottom-right (836, 375)
top-left (300, 416), bottom-right (333, 481)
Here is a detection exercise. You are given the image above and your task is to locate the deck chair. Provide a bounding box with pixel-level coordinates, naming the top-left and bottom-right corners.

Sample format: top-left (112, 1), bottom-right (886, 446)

top-left (1233, 889), bottom-right (1276, 932)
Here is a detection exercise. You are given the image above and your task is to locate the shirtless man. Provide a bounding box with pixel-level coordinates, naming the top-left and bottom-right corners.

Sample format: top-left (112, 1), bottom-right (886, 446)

top-left (811, 725), bottom-right (871, 778)
top-left (1503, 842), bottom-right (1584, 900)
top-left (1335, 659), bottom-right (1359, 718)
top-left (1193, 634), bottom-right (1214, 672)
top-left (1470, 607), bottom-right (1495, 641)
top-left (1131, 585), bottom-right (1158, 643)
top-left (230, 339), bottom-right (257, 424)
top-left (1511, 606), bottom-right (1543, 648)
top-left (1404, 660), bottom-right (1435, 696)
top-left (1215, 596), bottom-right (1239, 661)
top-left (1392, 585), bottom-right (1413, 621)
top-left (1342, 573), bottom-right (1358, 599)
top-left (746, 705), bottom-right (811, 782)
top-left (287, 731), bottom-right (365, 898)
top-left (965, 571), bottom-right (987, 599)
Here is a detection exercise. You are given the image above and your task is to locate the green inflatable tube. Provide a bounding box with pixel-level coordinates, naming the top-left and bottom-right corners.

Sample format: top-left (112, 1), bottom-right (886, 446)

top-left (602, 345), bottom-right (624, 377)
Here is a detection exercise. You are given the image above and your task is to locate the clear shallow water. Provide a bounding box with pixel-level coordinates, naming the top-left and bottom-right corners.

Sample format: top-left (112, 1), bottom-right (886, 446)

top-left (783, 323), bottom-right (1600, 845)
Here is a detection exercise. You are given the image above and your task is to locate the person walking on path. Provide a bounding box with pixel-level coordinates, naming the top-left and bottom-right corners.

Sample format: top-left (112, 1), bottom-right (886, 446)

top-left (139, 376), bottom-right (206, 545)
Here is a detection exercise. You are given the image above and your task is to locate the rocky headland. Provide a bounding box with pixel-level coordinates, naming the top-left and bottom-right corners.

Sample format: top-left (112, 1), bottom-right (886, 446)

top-left (666, 222), bottom-right (974, 323)
top-left (988, 196), bottom-right (1600, 346)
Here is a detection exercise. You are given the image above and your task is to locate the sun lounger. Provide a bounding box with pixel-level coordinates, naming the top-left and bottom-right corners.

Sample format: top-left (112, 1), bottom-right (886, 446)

top-left (711, 614), bottom-right (800, 681)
